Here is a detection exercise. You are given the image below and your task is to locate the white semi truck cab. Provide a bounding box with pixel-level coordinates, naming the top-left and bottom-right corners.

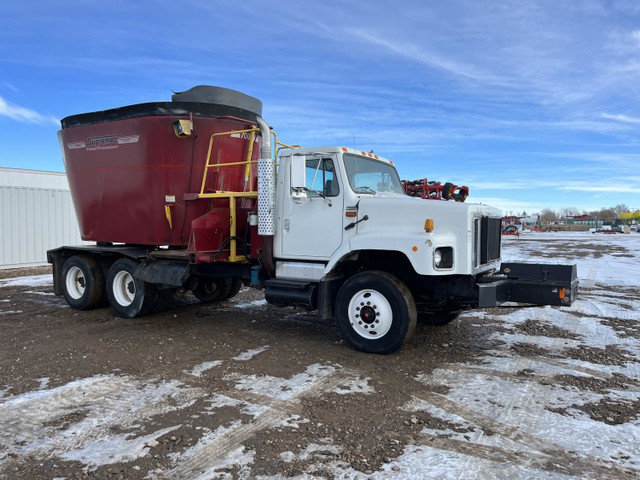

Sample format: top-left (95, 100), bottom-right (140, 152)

top-left (49, 86), bottom-right (578, 354)
top-left (261, 146), bottom-right (577, 353)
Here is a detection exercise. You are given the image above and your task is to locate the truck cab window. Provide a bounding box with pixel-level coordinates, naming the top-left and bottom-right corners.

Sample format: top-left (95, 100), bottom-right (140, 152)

top-left (343, 153), bottom-right (404, 195)
top-left (305, 158), bottom-right (339, 197)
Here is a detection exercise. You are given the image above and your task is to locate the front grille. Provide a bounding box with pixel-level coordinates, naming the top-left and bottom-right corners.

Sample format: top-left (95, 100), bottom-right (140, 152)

top-left (473, 218), bottom-right (480, 268)
top-left (481, 216), bottom-right (501, 264)
top-left (473, 216), bottom-right (501, 268)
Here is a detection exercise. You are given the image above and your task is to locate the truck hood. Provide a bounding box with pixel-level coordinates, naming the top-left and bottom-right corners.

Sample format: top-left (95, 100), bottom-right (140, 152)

top-left (353, 195), bottom-right (501, 236)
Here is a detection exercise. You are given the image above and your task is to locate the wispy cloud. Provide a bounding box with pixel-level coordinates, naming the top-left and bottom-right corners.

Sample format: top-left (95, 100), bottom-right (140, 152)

top-left (558, 184), bottom-right (637, 193)
top-left (348, 29), bottom-right (506, 85)
top-left (0, 96), bottom-right (58, 125)
top-left (601, 113), bottom-right (640, 124)
top-left (3, 82), bottom-right (18, 92)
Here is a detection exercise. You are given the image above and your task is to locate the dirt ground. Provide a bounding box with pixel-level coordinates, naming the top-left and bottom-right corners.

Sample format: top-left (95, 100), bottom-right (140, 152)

top-left (1, 235), bottom-right (639, 479)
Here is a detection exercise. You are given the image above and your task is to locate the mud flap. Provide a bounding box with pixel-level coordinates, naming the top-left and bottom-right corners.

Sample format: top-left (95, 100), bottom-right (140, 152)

top-left (134, 261), bottom-right (191, 288)
top-left (478, 262), bottom-right (578, 308)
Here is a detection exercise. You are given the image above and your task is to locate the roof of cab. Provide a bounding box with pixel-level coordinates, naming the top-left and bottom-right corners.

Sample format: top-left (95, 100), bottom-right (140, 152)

top-left (279, 146), bottom-right (394, 165)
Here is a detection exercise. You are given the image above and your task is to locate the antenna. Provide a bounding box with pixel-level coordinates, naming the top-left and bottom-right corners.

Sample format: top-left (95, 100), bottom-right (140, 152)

top-left (352, 134), bottom-right (356, 151)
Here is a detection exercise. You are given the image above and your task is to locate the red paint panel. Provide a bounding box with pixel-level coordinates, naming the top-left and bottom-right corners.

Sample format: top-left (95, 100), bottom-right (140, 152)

top-left (60, 114), bottom-right (259, 246)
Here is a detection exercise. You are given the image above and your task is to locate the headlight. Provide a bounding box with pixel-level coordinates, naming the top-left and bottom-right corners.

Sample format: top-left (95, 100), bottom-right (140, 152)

top-left (434, 247), bottom-right (454, 269)
top-left (434, 249), bottom-right (442, 267)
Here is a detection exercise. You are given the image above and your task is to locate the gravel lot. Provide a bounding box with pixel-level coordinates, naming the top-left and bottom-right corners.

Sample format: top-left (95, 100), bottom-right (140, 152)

top-left (1, 233), bottom-right (639, 479)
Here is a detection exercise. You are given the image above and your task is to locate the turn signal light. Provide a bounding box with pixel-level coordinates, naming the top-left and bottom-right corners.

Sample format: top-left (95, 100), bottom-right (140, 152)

top-left (424, 219), bottom-right (434, 232)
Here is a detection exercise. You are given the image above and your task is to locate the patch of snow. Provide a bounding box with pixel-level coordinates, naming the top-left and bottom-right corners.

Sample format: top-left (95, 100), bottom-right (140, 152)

top-left (412, 358), bottom-right (640, 472)
top-left (61, 425), bottom-right (181, 469)
top-left (233, 345), bottom-right (269, 361)
top-left (36, 377), bottom-right (49, 390)
top-left (164, 422), bottom-right (254, 480)
top-left (234, 299), bottom-right (267, 309)
top-left (332, 376), bottom-right (374, 395)
top-left (0, 374), bottom-right (204, 471)
top-left (278, 414), bottom-right (310, 429)
top-left (24, 290), bottom-right (55, 296)
top-left (185, 360), bottom-right (223, 377)
top-left (205, 393), bottom-right (268, 419)
top-left (0, 274), bottom-right (52, 288)
top-left (228, 364), bottom-right (336, 401)
top-left (279, 443), bottom-right (342, 463)
top-left (0, 310), bottom-right (22, 315)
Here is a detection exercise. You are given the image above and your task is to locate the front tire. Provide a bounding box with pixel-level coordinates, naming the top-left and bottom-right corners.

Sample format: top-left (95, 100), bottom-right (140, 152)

top-left (61, 255), bottom-right (104, 310)
top-left (336, 271), bottom-right (417, 354)
top-left (106, 258), bottom-right (158, 318)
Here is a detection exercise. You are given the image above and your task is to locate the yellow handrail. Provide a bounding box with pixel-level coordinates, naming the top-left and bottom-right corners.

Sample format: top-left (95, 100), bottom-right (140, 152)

top-left (199, 127), bottom-right (260, 195)
top-left (193, 126), bottom-right (301, 262)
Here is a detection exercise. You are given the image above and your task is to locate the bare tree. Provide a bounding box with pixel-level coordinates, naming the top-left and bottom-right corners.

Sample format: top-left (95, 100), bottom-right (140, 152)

top-left (559, 207), bottom-right (582, 218)
top-left (614, 204), bottom-right (630, 215)
top-left (540, 208), bottom-right (558, 223)
top-left (598, 208), bottom-right (617, 223)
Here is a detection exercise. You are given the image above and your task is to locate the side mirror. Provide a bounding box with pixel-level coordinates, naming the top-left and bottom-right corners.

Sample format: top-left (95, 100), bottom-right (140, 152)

top-left (291, 155), bottom-right (306, 190)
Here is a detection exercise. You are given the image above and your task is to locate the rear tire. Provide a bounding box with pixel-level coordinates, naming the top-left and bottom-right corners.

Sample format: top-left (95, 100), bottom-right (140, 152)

top-left (106, 258), bottom-right (158, 318)
top-left (336, 271), bottom-right (417, 354)
top-left (61, 255), bottom-right (104, 310)
top-left (219, 278), bottom-right (243, 301)
top-left (193, 278), bottom-right (224, 302)
top-left (193, 278), bottom-right (243, 302)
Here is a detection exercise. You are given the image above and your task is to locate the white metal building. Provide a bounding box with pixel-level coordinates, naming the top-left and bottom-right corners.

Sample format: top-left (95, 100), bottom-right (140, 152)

top-left (0, 167), bottom-right (84, 269)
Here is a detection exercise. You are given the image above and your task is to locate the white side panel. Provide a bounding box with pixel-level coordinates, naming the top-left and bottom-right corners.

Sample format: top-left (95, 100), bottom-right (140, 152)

top-left (0, 183), bottom-right (84, 269)
top-left (0, 167), bottom-right (70, 189)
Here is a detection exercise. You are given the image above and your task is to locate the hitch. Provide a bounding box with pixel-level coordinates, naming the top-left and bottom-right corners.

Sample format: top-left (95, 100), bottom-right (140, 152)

top-left (478, 262), bottom-right (578, 308)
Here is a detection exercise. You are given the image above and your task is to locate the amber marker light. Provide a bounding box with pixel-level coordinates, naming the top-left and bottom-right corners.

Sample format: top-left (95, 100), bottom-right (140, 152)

top-left (412, 246), bottom-right (418, 252)
top-left (424, 219), bottom-right (434, 232)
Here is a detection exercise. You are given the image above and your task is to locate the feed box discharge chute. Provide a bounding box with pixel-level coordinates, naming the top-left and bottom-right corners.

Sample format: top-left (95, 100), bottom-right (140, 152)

top-left (58, 86), bottom-right (263, 250)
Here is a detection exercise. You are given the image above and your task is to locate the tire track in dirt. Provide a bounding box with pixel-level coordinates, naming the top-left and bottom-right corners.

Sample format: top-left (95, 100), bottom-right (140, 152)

top-left (414, 390), bottom-right (639, 480)
top-left (163, 368), bottom-right (353, 479)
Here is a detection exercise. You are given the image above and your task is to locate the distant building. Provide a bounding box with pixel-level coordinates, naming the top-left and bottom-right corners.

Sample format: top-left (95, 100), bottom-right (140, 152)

top-left (0, 167), bottom-right (84, 269)
top-left (565, 215), bottom-right (603, 229)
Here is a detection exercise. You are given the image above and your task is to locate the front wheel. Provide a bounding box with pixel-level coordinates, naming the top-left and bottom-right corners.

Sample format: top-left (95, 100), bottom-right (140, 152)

top-left (106, 258), bottom-right (158, 318)
top-left (336, 271), bottom-right (417, 354)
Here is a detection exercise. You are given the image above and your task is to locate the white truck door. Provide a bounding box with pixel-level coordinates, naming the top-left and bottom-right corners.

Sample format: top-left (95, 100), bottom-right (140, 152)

top-left (281, 155), bottom-right (344, 259)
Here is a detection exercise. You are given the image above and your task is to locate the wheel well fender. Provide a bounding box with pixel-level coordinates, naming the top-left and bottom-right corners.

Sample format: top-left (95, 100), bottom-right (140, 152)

top-left (318, 249), bottom-right (417, 320)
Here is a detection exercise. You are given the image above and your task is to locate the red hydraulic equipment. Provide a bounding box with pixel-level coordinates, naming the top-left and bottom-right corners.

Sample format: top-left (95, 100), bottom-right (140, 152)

top-left (402, 179), bottom-right (469, 202)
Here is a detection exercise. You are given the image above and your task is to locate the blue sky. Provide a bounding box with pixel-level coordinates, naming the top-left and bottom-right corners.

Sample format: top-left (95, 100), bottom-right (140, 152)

top-left (1, 0), bottom-right (640, 214)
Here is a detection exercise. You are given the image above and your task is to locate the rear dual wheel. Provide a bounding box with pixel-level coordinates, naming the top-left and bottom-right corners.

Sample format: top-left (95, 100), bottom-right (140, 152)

top-left (61, 256), bottom-right (104, 310)
top-left (106, 258), bottom-right (158, 318)
top-left (336, 271), bottom-right (417, 355)
top-left (193, 278), bottom-right (243, 303)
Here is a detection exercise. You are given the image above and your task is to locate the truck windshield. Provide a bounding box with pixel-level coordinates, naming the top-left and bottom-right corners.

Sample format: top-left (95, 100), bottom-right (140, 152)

top-left (343, 153), bottom-right (404, 194)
